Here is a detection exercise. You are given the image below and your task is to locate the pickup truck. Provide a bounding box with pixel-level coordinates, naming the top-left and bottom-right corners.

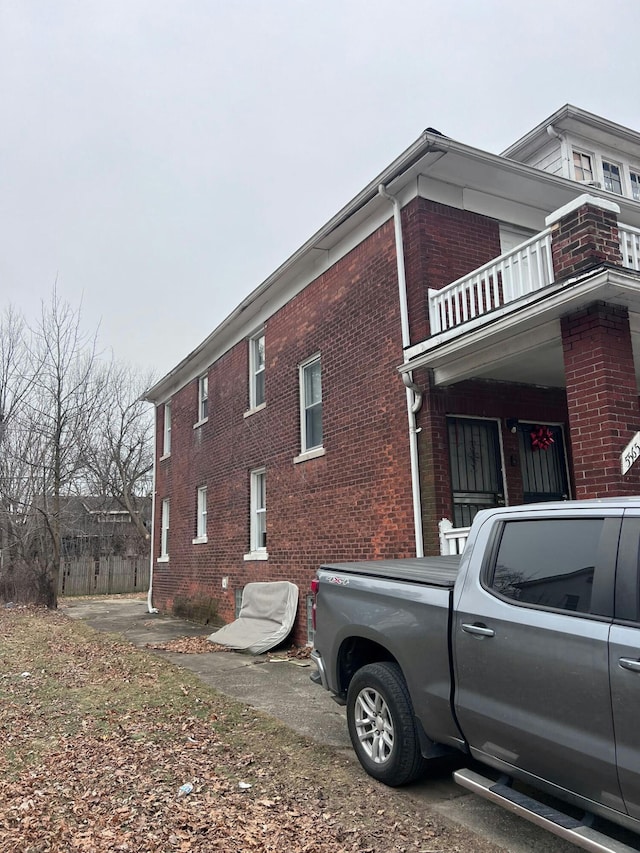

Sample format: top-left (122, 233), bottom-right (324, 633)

top-left (310, 499), bottom-right (640, 853)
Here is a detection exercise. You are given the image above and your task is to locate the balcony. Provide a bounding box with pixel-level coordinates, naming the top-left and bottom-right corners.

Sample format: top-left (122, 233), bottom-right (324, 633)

top-left (404, 195), bottom-right (640, 389)
top-left (429, 222), bottom-right (640, 337)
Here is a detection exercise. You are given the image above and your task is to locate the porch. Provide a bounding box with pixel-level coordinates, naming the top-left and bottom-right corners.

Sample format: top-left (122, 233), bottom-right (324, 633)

top-left (404, 194), bottom-right (640, 554)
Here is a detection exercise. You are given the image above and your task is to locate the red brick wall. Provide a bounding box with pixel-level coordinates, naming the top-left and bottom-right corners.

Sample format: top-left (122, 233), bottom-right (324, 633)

top-left (550, 203), bottom-right (622, 278)
top-left (403, 198), bottom-right (502, 342)
top-left (152, 219), bottom-right (417, 643)
top-left (561, 302), bottom-right (640, 497)
top-left (152, 197), bottom-right (508, 641)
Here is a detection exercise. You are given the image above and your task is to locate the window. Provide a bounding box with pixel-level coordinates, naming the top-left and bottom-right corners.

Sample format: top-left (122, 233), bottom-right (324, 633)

top-left (300, 355), bottom-right (323, 452)
top-left (249, 333), bottom-right (265, 409)
top-left (630, 171), bottom-right (640, 202)
top-left (198, 374), bottom-right (208, 422)
top-left (194, 486), bottom-right (207, 542)
top-left (162, 402), bottom-right (171, 456)
top-left (160, 498), bottom-right (170, 560)
top-left (488, 518), bottom-right (606, 614)
top-left (573, 150), bottom-right (593, 182)
top-left (602, 160), bottom-right (622, 194)
top-left (247, 468), bottom-right (267, 557)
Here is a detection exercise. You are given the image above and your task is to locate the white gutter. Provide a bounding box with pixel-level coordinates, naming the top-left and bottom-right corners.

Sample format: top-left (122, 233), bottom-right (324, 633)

top-left (378, 184), bottom-right (424, 558)
top-left (147, 410), bottom-right (159, 614)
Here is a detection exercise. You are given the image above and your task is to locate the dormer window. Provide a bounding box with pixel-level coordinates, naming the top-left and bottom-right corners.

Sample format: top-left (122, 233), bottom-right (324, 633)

top-left (602, 160), bottom-right (622, 194)
top-left (573, 151), bottom-right (593, 183)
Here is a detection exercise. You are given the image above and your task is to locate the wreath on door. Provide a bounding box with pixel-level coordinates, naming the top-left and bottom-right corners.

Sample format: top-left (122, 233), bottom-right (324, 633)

top-left (530, 424), bottom-right (555, 451)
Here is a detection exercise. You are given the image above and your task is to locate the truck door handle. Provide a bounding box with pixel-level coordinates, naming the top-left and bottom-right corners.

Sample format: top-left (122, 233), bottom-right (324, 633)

top-left (619, 658), bottom-right (640, 672)
top-left (461, 623), bottom-right (495, 638)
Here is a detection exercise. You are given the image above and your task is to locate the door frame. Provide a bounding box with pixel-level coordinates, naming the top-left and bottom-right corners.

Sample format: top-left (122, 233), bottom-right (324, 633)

top-left (446, 415), bottom-right (508, 526)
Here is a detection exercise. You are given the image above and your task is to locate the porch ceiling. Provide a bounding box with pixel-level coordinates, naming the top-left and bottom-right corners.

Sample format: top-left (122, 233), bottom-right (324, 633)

top-left (403, 267), bottom-right (640, 391)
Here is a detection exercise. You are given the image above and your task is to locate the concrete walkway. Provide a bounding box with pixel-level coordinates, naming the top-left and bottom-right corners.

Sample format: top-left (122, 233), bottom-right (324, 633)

top-left (62, 596), bottom-right (610, 853)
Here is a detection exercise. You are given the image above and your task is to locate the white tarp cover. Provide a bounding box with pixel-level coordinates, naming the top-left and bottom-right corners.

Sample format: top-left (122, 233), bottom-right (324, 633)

top-left (207, 581), bottom-right (299, 655)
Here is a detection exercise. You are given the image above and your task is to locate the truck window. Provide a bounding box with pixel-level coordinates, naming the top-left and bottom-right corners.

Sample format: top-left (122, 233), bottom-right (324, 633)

top-left (488, 518), bottom-right (605, 614)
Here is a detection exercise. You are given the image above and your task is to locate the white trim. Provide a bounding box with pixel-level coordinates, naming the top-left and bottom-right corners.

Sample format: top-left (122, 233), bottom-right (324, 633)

top-left (159, 453), bottom-right (171, 461)
top-left (545, 193), bottom-right (620, 226)
top-left (198, 374), bottom-right (208, 422)
top-left (163, 401), bottom-right (172, 456)
top-left (192, 417), bottom-right (208, 429)
top-left (249, 467), bottom-right (267, 555)
top-left (160, 498), bottom-right (170, 559)
top-left (249, 331), bottom-right (266, 410)
top-left (192, 536), bottom-right (208, 545)
top-left (299, 353), bottom-right (323, 454)
top-left (243, 550), bottom-right (269, 561)
top-left (244, 402), bottom-right (266, 419)
top-left (293, 447), bottom-right (326, 465)
top-left (196, 485), bottom-right (207, 541)
top-left (156, 555), bottom-right (169, 564)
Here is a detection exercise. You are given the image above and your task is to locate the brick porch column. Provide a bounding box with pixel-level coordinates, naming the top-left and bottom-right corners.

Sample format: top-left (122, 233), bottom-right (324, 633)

top-left (546, 193), bottom-right (622, 278)
top-left (561, 302), bottom-right (640, 497)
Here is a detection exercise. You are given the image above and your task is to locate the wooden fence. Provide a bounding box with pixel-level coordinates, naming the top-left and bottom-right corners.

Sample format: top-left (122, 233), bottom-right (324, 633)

top-left (58, 556), bottom-right (150, 597)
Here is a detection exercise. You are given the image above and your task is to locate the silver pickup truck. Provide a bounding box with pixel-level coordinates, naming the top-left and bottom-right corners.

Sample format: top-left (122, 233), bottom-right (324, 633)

top-left (310, 499), bottom-right (640, 853)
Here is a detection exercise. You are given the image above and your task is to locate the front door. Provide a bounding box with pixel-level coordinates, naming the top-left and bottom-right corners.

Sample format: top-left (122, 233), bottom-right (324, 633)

top-left (518, 422), bottom-right (569, 502)
top-left (448, 417), bottom-right (504, 527)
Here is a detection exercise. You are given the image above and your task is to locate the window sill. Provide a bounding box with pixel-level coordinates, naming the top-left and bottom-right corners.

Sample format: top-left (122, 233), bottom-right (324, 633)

top-left (293, 446), bottom-right (325, 465)
top-left (243, 550), bottom-right (269, 561)
top-left (193, 417), bottom-right (208, 430)
top-left (243, 402), bottom-right (266, 419)
top-left (192, 535), bottom-right (208, 545)
top-left (159, 453), bottom-right (171, 461)
top-left (157, 556), bottom-right (169, 564)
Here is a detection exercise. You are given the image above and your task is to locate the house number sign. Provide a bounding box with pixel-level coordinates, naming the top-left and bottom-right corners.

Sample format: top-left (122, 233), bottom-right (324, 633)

top-left (621, 431), bottom-right (640, 475)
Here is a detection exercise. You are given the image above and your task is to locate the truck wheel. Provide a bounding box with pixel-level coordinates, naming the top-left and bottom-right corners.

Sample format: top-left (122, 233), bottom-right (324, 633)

top-left (346, 661), bottom-right (427, 786)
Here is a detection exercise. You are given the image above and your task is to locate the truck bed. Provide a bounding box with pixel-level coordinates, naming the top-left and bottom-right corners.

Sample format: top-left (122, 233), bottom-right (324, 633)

top-left (320, 555), bottom-right (461, 588)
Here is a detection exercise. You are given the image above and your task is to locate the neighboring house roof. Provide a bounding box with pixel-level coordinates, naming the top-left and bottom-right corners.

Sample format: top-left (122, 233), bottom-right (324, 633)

top-left (144, 106), bottom-right (640, 406)
top-left (33, 496), bottom-right (151, 538)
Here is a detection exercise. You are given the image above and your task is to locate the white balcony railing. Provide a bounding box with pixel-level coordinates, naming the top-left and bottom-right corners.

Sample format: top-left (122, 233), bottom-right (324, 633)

top-left (428, 224), bottom-right (640, 335)
top-left (620, 223), bottom-right (640, 271)
top-left (438, 518), bottom-right (470, 556)
top-left (428, 229), bottom-right (554, 335)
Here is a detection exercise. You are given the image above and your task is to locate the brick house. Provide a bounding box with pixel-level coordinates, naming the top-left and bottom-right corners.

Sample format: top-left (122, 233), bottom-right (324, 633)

top-left (145, 105), bottom-right (640, 643)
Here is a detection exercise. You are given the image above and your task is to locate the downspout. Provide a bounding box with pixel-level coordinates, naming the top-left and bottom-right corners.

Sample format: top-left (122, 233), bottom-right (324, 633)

top-left (378, 184), bottom-right (424, 557)
top-left (147, 409), bottom-right (159, 614)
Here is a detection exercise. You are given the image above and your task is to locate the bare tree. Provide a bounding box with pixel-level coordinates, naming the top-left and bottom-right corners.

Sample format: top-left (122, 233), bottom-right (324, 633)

top-left (20, 290), bottom-right (107, 606)
top-left (84, 361), bottom-right (154, 546)
top-left (0, 291), bottom-right (155, 606)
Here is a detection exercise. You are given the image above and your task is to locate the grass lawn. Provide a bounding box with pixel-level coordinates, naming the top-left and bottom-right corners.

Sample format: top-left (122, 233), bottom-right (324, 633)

top-left (0, 606), bottom-right (501, 853)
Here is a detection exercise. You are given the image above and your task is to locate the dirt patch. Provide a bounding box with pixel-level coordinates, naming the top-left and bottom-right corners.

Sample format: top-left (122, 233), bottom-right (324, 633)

top-left (0, 606), bottom-right (506, 852)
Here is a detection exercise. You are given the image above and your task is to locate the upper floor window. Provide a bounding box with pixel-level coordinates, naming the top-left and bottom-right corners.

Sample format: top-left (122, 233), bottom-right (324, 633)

top-left (162, 402), bottom-right (171, 456)
top-left (602, 160), bottom-right (623, 195)
top-left (160, 498), bottom-right (170, 560)
top-left (300, 354), bottom-right (323, 453)
top-left (630, 171), bottom-right (640, 202)
top-left (249, 333), bottom-right (265, 410)
top-left (573, 151), bottom-right (593, 183)
top-left (198, 374), bottom-right (208, 422)
top-left (194, 486), bottom-right (207, 542)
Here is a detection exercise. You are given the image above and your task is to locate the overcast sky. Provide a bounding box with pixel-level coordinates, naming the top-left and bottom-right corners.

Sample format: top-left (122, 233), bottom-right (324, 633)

top-left (2, 0), bottom-right (639, 379)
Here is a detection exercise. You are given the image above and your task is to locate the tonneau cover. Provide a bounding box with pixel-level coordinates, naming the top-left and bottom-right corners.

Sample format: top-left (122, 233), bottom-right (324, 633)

top-left (319, 555), bottom-right (460, 588)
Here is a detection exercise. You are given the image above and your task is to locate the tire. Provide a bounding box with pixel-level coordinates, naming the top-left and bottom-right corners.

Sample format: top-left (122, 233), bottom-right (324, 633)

top-left (346, 661), bottom-right (428, 786)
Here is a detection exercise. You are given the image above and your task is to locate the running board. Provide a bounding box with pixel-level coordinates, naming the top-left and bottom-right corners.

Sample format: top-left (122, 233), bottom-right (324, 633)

top-left (454, 768), bottom-right (638, 853)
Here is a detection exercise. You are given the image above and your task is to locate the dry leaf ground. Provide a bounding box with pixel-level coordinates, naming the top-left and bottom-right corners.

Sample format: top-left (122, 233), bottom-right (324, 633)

top-left (0, 606), bottom-right (505, 853)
